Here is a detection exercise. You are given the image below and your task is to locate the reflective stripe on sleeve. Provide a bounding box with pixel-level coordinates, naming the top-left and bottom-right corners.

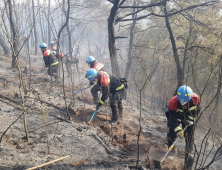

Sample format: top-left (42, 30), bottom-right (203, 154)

top-left (176, 106), bottom-right (196, 113)
top-left (176, 109), bottom-right (183, 113)
top-left (189, 106), bottom-right (196, 111)
top-left (99, 99), bottom-right (105, 105)
top-left (51, 61), bottom-right (59, 66)
top-left (188, 115), bottom-right (194, 121)
top-left (96, 64), bottom-right (104, 71)
top-left (174, 126), bottom-right (182, 133)
top-left (116, 84), bottom-right (124, 91)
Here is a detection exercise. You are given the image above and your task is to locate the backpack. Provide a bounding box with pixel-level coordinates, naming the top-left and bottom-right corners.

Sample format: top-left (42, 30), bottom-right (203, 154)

top-left (119, 78), bottom-right (128, 99)
top-left (120, 78), bottom-right (128, 89)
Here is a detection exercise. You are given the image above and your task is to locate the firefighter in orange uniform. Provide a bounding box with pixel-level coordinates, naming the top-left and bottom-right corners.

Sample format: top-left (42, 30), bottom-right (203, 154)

top-left (167, 85), bottom-right (200, 169)
top-left (49, 41), bottom-right (71, 77)
top-left (86, 69), bottom-right (125, 123)
top-left (86, 56), bottom-right (105, 104)
top-left (39, 43), bottom-right (59, 82)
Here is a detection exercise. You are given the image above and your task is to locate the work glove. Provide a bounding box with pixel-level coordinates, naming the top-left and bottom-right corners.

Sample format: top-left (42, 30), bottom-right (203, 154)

top-left (96, 103), bottom-right (101, 111)
top-left (87, 82), bottom-right (94, 88)
top-left (87, 83), bottom-right (92, 88)
top-left (186, 120), bottom-right (194, 126)
top-left (176, 130), bottom-right (183, 138)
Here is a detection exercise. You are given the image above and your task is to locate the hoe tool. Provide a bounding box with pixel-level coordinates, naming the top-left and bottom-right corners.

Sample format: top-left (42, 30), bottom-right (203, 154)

top-left (152, 124), bottom-right (189, 169)
top-left (36, 67), bottom-right (46, 75)
top-left (71, 87), bottom-right (87, 96)
top-left (87, 110), bottom-right (98, 125)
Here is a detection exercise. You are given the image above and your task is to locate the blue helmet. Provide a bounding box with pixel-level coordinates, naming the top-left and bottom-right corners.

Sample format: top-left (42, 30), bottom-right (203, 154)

top-left (86, 56), bottom-right (95, 64)
top-left (86, 69), bottom-right (98, 82)
top-left (50, 41), bottom-right (54, 45)
top-left (39, 43), bottom-right (47, 48)
top-left (177, 85), bottom-right (193, 105)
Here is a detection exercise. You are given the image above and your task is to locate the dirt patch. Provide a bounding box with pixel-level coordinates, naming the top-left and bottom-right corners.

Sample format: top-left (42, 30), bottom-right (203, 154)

top-left (70, 108), bottom-right (152, 160)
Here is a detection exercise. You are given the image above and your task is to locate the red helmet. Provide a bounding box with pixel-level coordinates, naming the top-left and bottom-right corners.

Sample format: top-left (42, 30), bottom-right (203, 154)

top-left (58, 52), bottom-right (64, 58)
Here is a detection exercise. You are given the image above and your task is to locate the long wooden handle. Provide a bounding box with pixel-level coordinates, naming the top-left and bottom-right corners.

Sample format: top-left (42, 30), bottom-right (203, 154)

top-left (36, 67), bottom-right (45, 75)
top-left (88, 110), bottom-right (97, 124)
top-left (26, 155), bottom-right (70, 170)
top-left (71, 87), bottom-right (87, 96)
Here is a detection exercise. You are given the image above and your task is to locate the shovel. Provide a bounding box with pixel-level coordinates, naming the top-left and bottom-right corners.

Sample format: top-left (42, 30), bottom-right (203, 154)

top-left (152, 124), bottom-right (189, 169)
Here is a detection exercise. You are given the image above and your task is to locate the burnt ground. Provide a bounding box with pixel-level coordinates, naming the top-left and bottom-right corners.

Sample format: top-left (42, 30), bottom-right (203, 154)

top-left (0, 54), bottom-right (221, 170)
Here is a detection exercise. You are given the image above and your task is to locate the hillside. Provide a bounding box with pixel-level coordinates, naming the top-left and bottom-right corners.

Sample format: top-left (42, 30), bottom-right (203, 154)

top-left (0, 54), bottom-right (221, 170)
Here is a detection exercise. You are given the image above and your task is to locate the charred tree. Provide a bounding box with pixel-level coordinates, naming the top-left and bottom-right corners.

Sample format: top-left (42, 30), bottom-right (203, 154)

top-left (0, 31), bottom-right (10, 56)
top-left (108, 0), bottom-right (121, 77)
top-left (32, 0), bottom-right (38, 55)
top-left (148, 60), bottom-right (159, 82)
top-left (163, 1), bottom-right (183, 89)
top-left (47, 0), bottom-right (51, 45)
top-left (124, 0), bottom-right (137, 80)
top-left (57, 0), bottom-right (70, 119)
top-left (7, 0), bottom-right (19, 67)
top-left (182, 23), bottom-right (192, 81)
top-left (66, 25), bottom-right (72, 58)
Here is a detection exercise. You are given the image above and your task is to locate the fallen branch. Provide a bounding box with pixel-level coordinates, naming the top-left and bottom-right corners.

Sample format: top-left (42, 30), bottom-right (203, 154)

top-left (93, 134), bottom-right (113, 154)
top-left (0, 112), bottom-right (24, 143)
top-left (26, 155), bottom-right (70, 170)
top-left (25, 95), bottom-right (66, 111)
top-left (0, 98), bottom-right (21, 109)
top-left (0, 94), bottom-right (21, 105)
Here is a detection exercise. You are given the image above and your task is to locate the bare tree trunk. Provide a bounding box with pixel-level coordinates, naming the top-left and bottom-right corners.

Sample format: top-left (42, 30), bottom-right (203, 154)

top-left (215, 57), bottom-right (222, 104)
top-left (163, 2), bottom-right (182, 88)
top-left (47, 0), bottom-right (51, 45)
top-left (61, 28), bottom-right (65, 51)
top-left (12, 0), bottom-right (20, 48)
top-left (57, 0), bottom-right (70, 119)
top-left (7, 0), bottom-right (18, 68)
top-left (3, 0), bottom-right (29, 141)
top-left (12, 0), bottom-right (18, 26)
top-left (87, 38), bottom-right (93, 55)
top-left (182, 23), bottom-right (192, 81)
top-left (148, 60), bottom-right (159, 81)
top-left (108, 0), bottom-right (121, 77)
top-left (63, 3), bottom-right (72, 73)
top-left (32, 0), bottom-right (38, 55)
top-left (124, 0), bottom-right (137, 80)
top-left (0, 31), bottom-right (10, 56)
top-left (27, 1), bottom-right (34, 51)
top-left (39, 12), bottom-right (45, 42)
top-left (66, 25), bottom-right (72, 57)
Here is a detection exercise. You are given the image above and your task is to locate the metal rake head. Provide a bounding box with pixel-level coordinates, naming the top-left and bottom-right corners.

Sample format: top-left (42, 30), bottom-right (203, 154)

top-left (147, 156), bottom-right (162, 169)
top-left (152, 159), bottom-right (162, 169)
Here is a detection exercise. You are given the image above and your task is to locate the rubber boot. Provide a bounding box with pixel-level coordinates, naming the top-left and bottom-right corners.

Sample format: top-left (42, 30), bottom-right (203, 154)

top-left (118, 109), bottom-right (123, 121)
top-left (54, 75), bottom-right (60, 83)
top-left (111, 107), bottom-right (118, 124)
top-left (185, 153), bottom-right (194, 170)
